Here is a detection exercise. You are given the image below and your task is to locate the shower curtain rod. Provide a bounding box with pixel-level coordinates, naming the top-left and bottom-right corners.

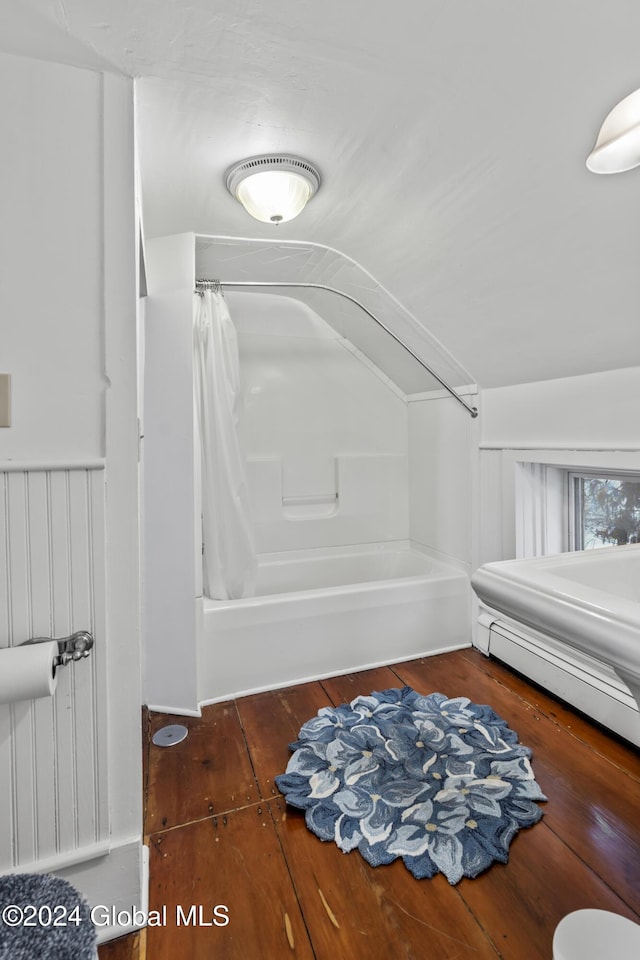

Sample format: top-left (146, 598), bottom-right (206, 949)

top-left (195, 279), bottom-right (478, 418)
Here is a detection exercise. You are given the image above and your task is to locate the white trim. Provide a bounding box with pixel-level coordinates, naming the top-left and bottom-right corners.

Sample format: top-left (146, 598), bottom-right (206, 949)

top-left (490, 620), bottom-right (637, 706)
top-left (407, 384), bottom-right (478, 403)
top-left (102, 70), bottom-right (143, 843)
top-left (53, 838), bottom-right (146, 945)
top-left (6, 841), bottom-right (112, 876)
top-left (486, 619), bottom-right (640, 746)
top-left (141, 844), bottom-right (149, 919)
top-left (474, 609), bottom-right (499, 654)
top-left (146, 703), bottom-right (202, 717)
top-left (479, 443), bottom-right (640, 452)
top-left (0, 459), bottom-right (106, 472)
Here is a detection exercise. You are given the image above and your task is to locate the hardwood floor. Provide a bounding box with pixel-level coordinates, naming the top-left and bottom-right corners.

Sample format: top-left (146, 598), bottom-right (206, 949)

top-left (99, 648), bottom-right (640, 959)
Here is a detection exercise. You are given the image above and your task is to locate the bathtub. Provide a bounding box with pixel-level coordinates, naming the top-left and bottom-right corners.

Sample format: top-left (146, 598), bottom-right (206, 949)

top-left (198, 542), bottom-right (470, 704)
top-left (472, 544), bottom-right (640, 745)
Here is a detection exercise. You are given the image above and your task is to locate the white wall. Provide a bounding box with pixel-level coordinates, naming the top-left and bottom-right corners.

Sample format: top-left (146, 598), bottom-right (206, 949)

top-left (480, 366), bottom-right (640, 450)
top-left (143, 233), bottom-right (198, 713)
top-left (0, 0), bottom-right (115, 71)
top-left (408, 391), bottom-right (478, 569)
top-left (0, 52), bottom-right (142, 938)
top-left (1, 54), bottom-right (103, 461)
top-left (477, 366), bottom-right (640, 567)
top-left (229, 291), bottom-right (409, 553)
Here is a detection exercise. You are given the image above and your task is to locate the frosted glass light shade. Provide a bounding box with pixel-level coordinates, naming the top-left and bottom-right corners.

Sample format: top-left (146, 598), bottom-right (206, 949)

top-left (236, 170), bottom-right (312, 223)
top-left (586, 88), bottom-right (640, 174)
top-left (226, 155), bottom-right (321, 223)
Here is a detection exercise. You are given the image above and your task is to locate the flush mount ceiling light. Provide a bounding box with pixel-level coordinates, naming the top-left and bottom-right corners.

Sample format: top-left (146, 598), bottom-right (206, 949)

top-left (586, 87), bottom-right (640, 173)
top-left (225, 155), bottom-right (321, 224)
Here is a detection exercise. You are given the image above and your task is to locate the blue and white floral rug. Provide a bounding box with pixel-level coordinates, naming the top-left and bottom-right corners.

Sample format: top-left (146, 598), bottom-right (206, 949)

top-left (275, 687), bottom-right (546, 885)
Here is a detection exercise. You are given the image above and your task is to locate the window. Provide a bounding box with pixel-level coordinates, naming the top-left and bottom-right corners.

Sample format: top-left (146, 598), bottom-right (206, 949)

top-left (512, 456), bottom-right (640, 560)
top-left (570, 473), bottom-right (640, 550)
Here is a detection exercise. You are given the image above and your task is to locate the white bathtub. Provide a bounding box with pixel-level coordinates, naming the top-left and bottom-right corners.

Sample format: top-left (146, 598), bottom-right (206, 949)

top-left (198, 542), bottom-right (470, 703)
top-left (472, 544), bottom-right (640, 745)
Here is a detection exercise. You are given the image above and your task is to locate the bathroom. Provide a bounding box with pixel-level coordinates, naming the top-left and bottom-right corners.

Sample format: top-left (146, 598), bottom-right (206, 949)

top-left (0, 1), bottom-right (639, 958)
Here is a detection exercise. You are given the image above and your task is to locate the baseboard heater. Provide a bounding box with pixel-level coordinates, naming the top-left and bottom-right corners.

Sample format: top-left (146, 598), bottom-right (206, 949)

top-left (477, 611), bottom-right (640, 747)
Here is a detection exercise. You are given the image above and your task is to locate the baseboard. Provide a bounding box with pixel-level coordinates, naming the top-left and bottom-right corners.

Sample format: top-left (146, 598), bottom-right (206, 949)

top-left (487, 620), bottom-right (640, 747)
top-left (146, 703), bottom-right (202, 717)
top-left (53, 838), bottom-right (147, 945)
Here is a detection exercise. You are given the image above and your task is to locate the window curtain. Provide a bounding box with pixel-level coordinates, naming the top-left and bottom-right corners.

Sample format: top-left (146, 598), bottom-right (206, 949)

top-left (193, 289), bottom-right (257, 600)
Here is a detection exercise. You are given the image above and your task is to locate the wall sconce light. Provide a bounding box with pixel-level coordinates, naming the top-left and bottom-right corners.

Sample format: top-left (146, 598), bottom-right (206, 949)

top-left (225, 155), bottom-right (321, 223)
top-left (586, 88), bottom-right (640, 173)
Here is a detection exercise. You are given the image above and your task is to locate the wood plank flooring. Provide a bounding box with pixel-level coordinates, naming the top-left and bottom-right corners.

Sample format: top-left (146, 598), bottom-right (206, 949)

top-left (99, 649), bottom-right (640, 959)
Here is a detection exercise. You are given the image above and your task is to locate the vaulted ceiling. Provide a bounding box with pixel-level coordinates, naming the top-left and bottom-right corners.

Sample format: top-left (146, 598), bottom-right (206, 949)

top-left (8, 0), bottom-right (640, 387)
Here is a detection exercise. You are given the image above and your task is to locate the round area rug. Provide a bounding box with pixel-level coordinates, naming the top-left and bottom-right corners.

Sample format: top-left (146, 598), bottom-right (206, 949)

top-left (275, 686), bottom-right (547, 885)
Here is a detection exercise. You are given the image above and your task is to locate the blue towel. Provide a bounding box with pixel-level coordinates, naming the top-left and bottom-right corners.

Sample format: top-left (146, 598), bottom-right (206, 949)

top-left (0, 873), bottom-right (96, 959)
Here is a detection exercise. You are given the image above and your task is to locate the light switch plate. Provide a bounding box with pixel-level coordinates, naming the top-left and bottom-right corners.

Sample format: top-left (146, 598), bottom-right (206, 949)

top-left (0, 374), bottom-right (11, 427)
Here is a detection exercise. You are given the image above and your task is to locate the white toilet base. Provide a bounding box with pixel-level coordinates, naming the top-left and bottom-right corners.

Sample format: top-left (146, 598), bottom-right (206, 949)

top-left (553, 909), bottom-right (640, 960)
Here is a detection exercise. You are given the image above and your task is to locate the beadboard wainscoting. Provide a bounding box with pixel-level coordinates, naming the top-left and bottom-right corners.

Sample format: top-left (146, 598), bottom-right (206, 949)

top-left (0, 464), bottom-right (109, 873)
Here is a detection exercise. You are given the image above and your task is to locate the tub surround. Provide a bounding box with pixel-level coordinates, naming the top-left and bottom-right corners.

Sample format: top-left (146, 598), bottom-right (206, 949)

top-left (195, 284), bottom-right (472, 708)
top-left (198, 542), bottom-right (470, 704)
top-left (246, 453), bottom-right (408, 551)
top-left (196, 236), bottom-right (473, 397)
top-left (144, 234), bottom-right (476, 715)
top-left (234, 291), bottom-right (409, 553)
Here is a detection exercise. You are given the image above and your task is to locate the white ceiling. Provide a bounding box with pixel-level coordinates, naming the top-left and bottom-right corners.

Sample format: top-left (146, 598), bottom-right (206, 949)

top-left (9, 0), bottom-right (640, 388)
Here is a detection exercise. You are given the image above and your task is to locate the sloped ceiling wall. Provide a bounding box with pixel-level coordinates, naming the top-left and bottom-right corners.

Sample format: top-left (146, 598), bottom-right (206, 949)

top-left (0, 0), bottom-right (114, 71)
top-left (11, 0), bottom-right (640, 388)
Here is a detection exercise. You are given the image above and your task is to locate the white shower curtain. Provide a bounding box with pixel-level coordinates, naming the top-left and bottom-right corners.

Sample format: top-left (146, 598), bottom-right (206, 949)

top-left (193, 289), bottom-right (257, 600)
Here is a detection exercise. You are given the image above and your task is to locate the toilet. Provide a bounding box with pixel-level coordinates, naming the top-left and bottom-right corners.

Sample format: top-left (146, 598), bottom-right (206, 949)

top-left (553, 909), bottom-right (640, 959)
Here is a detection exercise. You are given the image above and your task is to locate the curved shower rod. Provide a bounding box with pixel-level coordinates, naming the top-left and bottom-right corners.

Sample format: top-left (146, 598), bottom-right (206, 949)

top-left (195, 279), bottom-right (478, 418)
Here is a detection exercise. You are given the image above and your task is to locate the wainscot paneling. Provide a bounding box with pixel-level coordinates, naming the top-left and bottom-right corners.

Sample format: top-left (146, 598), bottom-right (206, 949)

top-left (0, 465), bottom-right (108, 871)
